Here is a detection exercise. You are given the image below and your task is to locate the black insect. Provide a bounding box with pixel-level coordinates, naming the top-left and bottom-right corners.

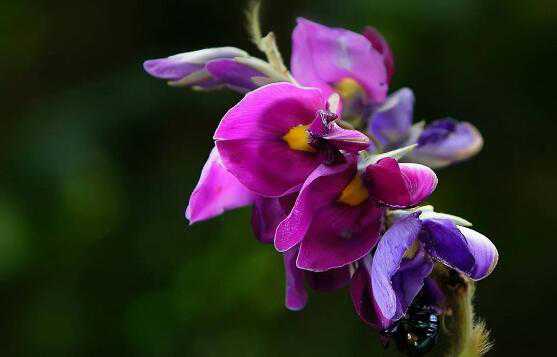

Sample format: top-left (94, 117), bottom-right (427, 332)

top-left (382, 303), bottom-right (440, 356)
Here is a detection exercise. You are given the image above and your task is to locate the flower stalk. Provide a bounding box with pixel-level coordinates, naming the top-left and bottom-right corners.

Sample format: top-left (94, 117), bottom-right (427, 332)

top-left (435, 269), bottom-right (493, 357)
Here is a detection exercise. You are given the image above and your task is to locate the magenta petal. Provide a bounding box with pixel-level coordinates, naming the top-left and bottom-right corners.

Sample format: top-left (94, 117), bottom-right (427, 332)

top-left (362, 26), bottom-right (395, 82)
top-left (297, 200), bottom-right (384, 272)
top-left (364, 158), bottom-right (437, 208)
top-left (322, 122), bottom-right (370, 153)
top-left (185, 147), bottom-right (256, 224)
top-left (371, 213), bottom-right (422, 320)
top-left (291, 18), bottom-right (388, 103)
top-left (284, 247), bottom-right (308, 311)
top-left (251, 194), bottom-right (296, 244)
top-left (456, 226), bottom-right (499, 280)
top-left (274, 162), bottom-right (354, 252)
top-left (214, 83), bottom-right (326, 196)
top-left (306, 265), bottom-right (352, 292)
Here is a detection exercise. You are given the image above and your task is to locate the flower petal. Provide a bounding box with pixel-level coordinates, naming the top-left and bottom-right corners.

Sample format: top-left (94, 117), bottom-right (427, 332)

top-left (205, 58), bottom-right (266, 92)
top-left (291, 18), bottom-right (388, 104)
top-left (456, 226), bottom-right (499, 280)
top-left (144, 47), bottom-right (248, 83)
top-left (390, 249), bottom-right (434, 319)
top-left (185, 147), bottom-right (256, 224)
top-left (322, 122), bottom-right (370, 153)
top-left (274, 162), bottom-right (354, 252)
top-left (350, 255), bottom-right (391, 329)
top-left (364, 158), bottom-right (437, 208)
top-left (214, 83), bottom-right (326, 196)
top-left (420, 219), bottom-right (477, 277)
top-left (362, 26), bottom-right (395, 82)
top-left (297, 200), bottom-right (384, 271)
top-left (410, 118), bottom-right (484, 168)
top-left (251, 194), bottom-right (296, 244)
top-left (371, 213), bottom-right (422, 320)
top-left (283, 247), bottom-right (308, 311)
top-left (368, 88), bottom-right (414, 147)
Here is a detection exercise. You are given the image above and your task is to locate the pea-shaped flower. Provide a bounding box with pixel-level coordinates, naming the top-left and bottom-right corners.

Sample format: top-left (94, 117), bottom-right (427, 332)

top-left (275, 156), bottom-right (437, 271)
top-left (214, 82), bottom-right (370, 197)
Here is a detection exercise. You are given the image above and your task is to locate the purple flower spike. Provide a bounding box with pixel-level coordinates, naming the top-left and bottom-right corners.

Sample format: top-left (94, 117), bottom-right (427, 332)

top-left (291, 18), bottom-right (389, 104)
top-left (363, 158), bottom-right (438, 208)
top-left (368, 88), bottom-right (415, 147)
top-left (214, 83), bottom-right (369, 197)
top-left (362, 26), bottom-right (395, 82)
top-left (411, 118), bottom-right (484, 168)
top-left (185, 147), bottom-right (256, 224)
top-left (144, 47), bottom-right (248, 87)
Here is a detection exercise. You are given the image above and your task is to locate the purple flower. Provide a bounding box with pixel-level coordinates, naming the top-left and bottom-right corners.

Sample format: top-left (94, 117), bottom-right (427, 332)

top-left (185, 147), bottom-right (256, 224)
top-left (350, 212), bottom-right (498, 329)
top-left (367, 89), bottom-right (484, 167)
top-left (274, 157), bottom-right (437, 272)
top-left (144, 47), bottom-right (285, 92)
top-left (214, 82), bottom-right (369, 197)
top-left (368, 88), bottom-right (414, 148)
top-left (410, 118), bottom-right (484, 168)
top-left (291, 18), bottom-right (389, 106)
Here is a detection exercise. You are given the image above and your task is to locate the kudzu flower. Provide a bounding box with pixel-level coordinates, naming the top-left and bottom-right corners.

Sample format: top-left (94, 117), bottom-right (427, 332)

top-left (368, 88), bottom-right (484, 167)
top-left (144, 47), bottom-right (287, 92)
top-left (351, 211), bottom-right (498, 329)
top-left (214, 82), bottom-right (369, 197)
top-left (291, 18), bottom-right (390, 105)
top-left (274, 155), bottom-right (437, 271)
top-left (145, 7), bottom-right (498, 354)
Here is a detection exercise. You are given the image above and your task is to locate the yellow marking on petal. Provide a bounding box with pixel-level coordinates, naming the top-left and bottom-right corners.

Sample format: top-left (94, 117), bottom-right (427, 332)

top-left (282, 125), bottom-right (316, 152)
top-left (335, 78), bottom-right (365, 100)
top-left (338, 175), bottom-right (369, 207)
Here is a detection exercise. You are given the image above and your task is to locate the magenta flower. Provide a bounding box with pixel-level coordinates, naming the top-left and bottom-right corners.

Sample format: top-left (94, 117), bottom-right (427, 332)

top-left (291, 18), bottom-right (390, 105)
top-left (214, 82), bottom-right (370, 197)
top-left (185, 147), bottom-right (256, 224)
top-left (275, 156), bottom-right (437, 272)
top-left (351, 212), bottom-right (498, 329)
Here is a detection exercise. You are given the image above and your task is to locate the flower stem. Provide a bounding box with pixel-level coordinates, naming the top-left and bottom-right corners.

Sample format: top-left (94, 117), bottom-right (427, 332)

top-left (435, 269), bottom-right (493, 357)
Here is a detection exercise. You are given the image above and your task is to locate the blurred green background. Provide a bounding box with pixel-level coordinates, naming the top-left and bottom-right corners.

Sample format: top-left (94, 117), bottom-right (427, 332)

top-left (2, 0), bottom-right (556, 355)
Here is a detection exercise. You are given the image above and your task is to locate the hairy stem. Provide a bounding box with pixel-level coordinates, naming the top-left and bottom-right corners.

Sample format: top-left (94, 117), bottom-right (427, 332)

top-left (436, 269), bottom-right (493, 357)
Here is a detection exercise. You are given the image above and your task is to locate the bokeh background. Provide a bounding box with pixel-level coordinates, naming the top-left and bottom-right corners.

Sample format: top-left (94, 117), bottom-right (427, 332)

top-left (2, 0), bottom-right (556, 355)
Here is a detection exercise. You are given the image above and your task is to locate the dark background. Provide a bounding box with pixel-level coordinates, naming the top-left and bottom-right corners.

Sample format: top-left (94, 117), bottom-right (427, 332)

top-left (2, 0), bottom-right (556, 355)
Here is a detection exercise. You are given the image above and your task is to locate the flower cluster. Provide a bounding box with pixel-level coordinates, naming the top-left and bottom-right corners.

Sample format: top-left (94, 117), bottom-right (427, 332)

top-left (145, 13), bottom-right (497, 355)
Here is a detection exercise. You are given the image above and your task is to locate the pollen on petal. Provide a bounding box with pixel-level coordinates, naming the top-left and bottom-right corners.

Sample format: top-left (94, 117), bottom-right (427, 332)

top-left (335, 78), bottom-right (365, 100)
top-left (338, 175), bottom-right (369, 206)
top-left (282, 125), bottom-right (316, 152)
